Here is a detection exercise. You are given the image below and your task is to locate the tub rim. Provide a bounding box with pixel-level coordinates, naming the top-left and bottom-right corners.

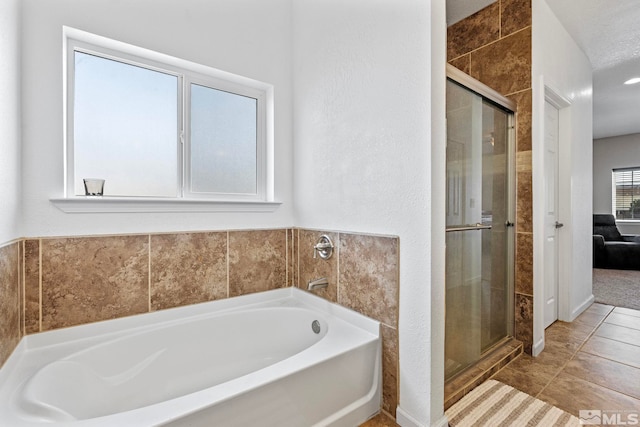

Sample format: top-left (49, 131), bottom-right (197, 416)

top-left (0, 287), bottom-right (381, 426)
top-left (17, 287), bottom-right (378, 352)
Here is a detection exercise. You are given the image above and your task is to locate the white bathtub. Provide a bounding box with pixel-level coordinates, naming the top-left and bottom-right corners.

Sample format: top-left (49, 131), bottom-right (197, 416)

top-left (0, 287), bottom-right (381, 426)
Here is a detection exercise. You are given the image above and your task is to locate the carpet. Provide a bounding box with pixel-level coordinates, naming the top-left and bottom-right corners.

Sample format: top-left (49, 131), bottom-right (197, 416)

top-left (593, 268), bottom-right (640, 310)
top-left (446, 380), bottom-right (579, 427)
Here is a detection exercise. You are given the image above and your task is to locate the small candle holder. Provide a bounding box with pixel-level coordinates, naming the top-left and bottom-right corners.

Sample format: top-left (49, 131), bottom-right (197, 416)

top-left (83, 179), bottom-right (105, 196)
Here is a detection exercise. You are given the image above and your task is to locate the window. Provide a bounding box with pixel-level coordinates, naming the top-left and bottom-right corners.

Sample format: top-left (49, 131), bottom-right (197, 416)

top-left (64, 29), bottom-right (271, 205)
top-left (190, 83), bottom-right (257, 195)
top-left (613, 167), bottom-right (640, 219)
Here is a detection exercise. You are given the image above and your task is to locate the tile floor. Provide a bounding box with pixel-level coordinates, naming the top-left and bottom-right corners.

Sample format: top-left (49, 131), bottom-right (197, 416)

top-left (360, 412), bottom-right (399, 426)
top-left (492, 302), bottom-right (640, 419)
top-left (361, 302), bottom-right (640, 426)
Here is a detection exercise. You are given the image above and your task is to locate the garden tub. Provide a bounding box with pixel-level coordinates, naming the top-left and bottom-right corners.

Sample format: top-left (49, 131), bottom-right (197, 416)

top-left (0, 287), bottom-right (381, 426)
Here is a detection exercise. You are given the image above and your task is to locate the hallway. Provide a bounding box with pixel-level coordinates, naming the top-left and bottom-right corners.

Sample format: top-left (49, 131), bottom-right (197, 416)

top-left (492, 303), bottom-right (640, 419)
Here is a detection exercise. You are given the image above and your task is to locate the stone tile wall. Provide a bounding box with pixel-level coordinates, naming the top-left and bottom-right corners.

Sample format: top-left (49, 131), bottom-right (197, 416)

top-left (295, 230), bottom-right (399, 417)
top-left (23, 230), bottom-right (291, 332)
top-left (0, 242), bottom-right (21, 368)
top-left (0, 228), bottom-right (400, 419)
top-left (447, 0), bottom-right (534, 353)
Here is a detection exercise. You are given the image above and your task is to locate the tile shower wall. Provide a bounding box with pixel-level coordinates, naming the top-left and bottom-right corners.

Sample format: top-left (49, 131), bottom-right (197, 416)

top-left (447, 0), bottom-right (534, 353)
top-left (2, 227), bottom-right (399, 419)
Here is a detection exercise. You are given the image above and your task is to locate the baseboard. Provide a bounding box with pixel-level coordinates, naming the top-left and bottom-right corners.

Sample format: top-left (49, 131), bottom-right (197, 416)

top-left (570, 294), bottom-right (595, 321)
top-left (396, 407), bottom-right (424, 427)
top-left (395, 407), bottom-right (448, 427)
top-left (532, 336), bottom-right (545, 357)
top-left (536, 294), bottom-right (594, 354)
top-left (430, 414), bottom-right (449, 427)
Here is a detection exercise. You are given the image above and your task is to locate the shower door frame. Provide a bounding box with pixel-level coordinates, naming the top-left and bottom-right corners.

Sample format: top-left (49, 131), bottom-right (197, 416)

top-left (445, 64), bottom-right (517, 379)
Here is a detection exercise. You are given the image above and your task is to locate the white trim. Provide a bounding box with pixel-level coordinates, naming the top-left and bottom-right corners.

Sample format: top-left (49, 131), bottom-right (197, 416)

top-left (532, 336), bottom-right (545, 357)
top-left (430, 414), bottom-right (449, 427)
top-left (551, 85), bottom-right (573, 323)
top-left (611, 168), bottom-right (640, 220)
top-left (396, 406), bottom-right (432, 427)
top-left (182, 75), bottom-right (267, 201)
top-left (570, 293), bottom-right (595, 322)
top-left (533, 76), bottom-right (575, 351)
top-left (63, 27), bottom-right (270, 90)
top-left (49, 197), bottom-right (281, 213)
top-left (446, 64), bottom-right (517, 112)
top-left (544, 84), bottom-right (571, 109)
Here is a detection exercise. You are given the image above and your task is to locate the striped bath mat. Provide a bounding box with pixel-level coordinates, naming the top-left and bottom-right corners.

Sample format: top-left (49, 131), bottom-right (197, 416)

top-left (446, 380), bottom-right (580, 426)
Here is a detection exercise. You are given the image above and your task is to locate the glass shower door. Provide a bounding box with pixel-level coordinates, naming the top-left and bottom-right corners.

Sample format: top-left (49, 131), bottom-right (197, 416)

top-left (445, 78), bottom-right (514, 381)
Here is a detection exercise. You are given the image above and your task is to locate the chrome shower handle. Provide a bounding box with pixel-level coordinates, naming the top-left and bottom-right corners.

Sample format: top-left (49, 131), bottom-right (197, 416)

top-left (313, 235), bottom-right (334, 260)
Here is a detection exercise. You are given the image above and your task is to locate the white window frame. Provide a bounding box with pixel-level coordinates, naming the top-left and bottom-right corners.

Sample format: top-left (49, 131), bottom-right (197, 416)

top-left (612, 167), bottom-right (640, 222)
top-left (53, 27), bottom-right (277, 213)
top-left (183, 74), bottom-right (266, 200)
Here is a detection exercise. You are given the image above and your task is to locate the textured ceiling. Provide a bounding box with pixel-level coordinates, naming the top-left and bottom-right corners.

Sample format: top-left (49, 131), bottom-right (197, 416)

top-left (447, 0), bottom-right (640, 139)
top-left (546, 0), bottom-right (640, 71)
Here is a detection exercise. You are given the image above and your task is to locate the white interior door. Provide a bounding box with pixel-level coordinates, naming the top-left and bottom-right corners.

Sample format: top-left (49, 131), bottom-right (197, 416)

top-left (543, 100), bottom-right (560, 328)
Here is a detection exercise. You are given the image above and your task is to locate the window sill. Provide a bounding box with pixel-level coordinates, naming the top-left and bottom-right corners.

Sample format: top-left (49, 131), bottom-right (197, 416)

top-left (50, 197), bottom-right (282, 213)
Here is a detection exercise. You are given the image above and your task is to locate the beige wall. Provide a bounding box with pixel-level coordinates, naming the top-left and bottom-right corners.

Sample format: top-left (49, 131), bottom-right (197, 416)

top-left (0, 227), bottom-right (400, 418)
top-left (593, 133), bottom-right (640, 234)
top-left (447, 0), bottom-right (534, 353)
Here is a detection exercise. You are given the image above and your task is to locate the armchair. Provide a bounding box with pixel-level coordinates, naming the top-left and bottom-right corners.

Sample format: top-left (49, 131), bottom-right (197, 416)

top-left (593, 214), bottom-right (640, 270)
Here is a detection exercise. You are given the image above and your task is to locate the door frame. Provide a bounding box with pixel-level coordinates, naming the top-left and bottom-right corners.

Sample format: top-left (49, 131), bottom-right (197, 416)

top-left (544, 85), bottom-right (571, 322)
top-left (542, 98), bottom-right (560, 328)
top-left (532, 78), bottom-right (572, 355)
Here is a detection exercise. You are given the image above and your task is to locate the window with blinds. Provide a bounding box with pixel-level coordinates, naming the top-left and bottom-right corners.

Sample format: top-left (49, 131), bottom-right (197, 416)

top-left (613, 167), bottom-right (640, 219)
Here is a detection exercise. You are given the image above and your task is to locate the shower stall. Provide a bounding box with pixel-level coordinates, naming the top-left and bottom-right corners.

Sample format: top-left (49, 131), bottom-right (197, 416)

top-left (445, 65), bottom-right (516, 381)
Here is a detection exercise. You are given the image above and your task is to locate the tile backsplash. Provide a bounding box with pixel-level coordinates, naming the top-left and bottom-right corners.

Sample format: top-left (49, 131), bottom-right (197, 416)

top-left (295, 229), bottom-right (399, 416)
top-left (24, 230), bottom-right (292, 331)
top-left (150, 232), bottom-right (228, 311)
top-left (40, 235), bottom-right (150, 330)
top-left (0, 227), bottom-right (399, 418)
top-left (0, 242), bottom-right (20, 367)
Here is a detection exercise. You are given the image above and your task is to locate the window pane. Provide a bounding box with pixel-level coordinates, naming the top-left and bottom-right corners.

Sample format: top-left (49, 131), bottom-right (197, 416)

top-left (613, 168), bottom-right (640, 219)
top-left (190, 84), bottom-right (257, 194)
top-left (74, 51), bottom-right (178, 197)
